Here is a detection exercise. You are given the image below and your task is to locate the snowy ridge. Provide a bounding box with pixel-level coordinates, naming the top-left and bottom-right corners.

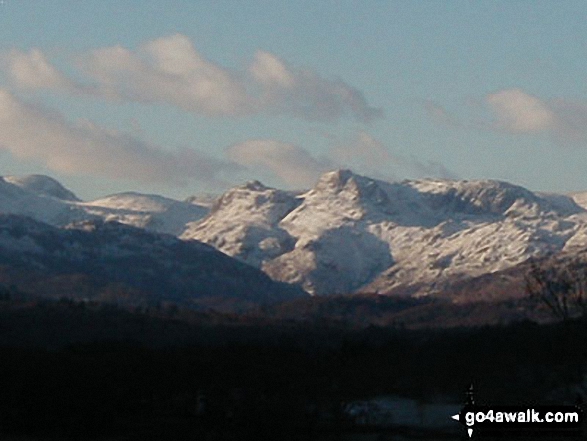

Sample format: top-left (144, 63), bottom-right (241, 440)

top-left (0, 176), bottom-right (93, 226)
top-left (2, 171), bottom-right (587, 298)
top-left (3, 174), bottom-right (80, 201)
top-left (81, 192), bottom-right (209, 236)
top-left (409, 178), bottom-right (554, 217)
top-left (0, 175), bottom-right (210, 236)
top-left (181, 181), bottom-right (300, 267)
top-left (184, 170), bottom-right (587, 296)
top-left (570, 191), bottom-right (587, 210)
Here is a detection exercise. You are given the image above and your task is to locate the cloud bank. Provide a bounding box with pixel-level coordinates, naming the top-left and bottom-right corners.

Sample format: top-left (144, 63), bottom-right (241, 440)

top-left (227, 132), bottom-right (456, 189)
top-left (226, 139), bottom-right (333, 188)
top-left (248, 50), bottom-right (382, 122)
top-left (330, 131), bottom-right (457, 181)
top-left (4, 49), bottom-right (73, 91)
top-left (0, 87), bottom-right (449, 190)
top-left (4, 34), bottom-right (382, 122)
top-left (0, 89), bottom-right (237, 186)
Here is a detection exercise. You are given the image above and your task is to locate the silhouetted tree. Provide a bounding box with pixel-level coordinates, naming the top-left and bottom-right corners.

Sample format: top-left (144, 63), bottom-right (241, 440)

top-left (526, 257), bottom-right (587, 400)
top-left (525, 257), bottom-right (587, 322)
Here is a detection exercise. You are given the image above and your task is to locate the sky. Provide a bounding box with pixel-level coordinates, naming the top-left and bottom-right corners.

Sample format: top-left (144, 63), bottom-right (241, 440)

top-left (1, 1), bottom-right (587, 200)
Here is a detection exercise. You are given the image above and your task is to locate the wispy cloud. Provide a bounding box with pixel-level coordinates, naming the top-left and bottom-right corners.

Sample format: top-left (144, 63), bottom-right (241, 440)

top-left (3, 49), bottom-right (85, 93)
top-left (225, 139), bottom-right (333, 188)
top-left (485, 89), bottom-right (558, 134)
top-left (0, 89), bottom-right (238, 186)
top-left (3, 34), bottom-right (382, 123)
top-left (329, 131), bottom-right (457, 181)
top-left (79, 34), bottom-right (251, 115)
top-left (226, 132), bottom-right (456, 189)
top-left (486, 89), bottom-right (587, 143)
top-left (407, 157), bottom-right (458, 180)
top-left (423, 100), bottom-right (462, 127)
top-left (329, 131), bottom-right (398, 181)
top-left (427, 89), bottom-right (587, 144)
top-left (547, 99), bottom-right (587, 142)
top-left (249, 50), bottom-right (383, 122)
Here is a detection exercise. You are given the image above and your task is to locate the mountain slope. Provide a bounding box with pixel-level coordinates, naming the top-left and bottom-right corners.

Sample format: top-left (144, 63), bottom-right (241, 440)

top-left (185, 170), bottom-right (587, 296)
top-left (0, 176), bottom-right (93, 225)
top-left (3, 171), bottom-right (587, 300)
top-left (81, 192), bottom-right (209, 236)
top-left (181, 181), bottom-right (300, 267)
top-left (570, 191), bottom-right (587, 210)
top-left (0, 175), bottom-right (210, 235)
top-left (4, 174), bottom-right (81, 201)
top-left (0, 214), bottom-right (306, 309)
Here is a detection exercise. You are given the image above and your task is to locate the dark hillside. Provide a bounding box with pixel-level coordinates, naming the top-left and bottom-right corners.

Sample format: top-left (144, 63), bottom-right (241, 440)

top-left (0, 298), bottom-right (585, 439)
top-left (0, 214), bottom-right (306, 310)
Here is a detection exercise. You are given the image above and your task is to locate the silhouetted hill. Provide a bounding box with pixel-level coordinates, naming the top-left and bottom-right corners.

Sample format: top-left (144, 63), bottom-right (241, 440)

top-left (0, 214), bottom-right (306, 310)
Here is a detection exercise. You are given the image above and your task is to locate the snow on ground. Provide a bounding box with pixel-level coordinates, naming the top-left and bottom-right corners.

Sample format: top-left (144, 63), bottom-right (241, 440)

top-left (0, 175), bottom-right (209, 236)
top-left (570, 191), bottom-right (587, 210)
top-left (3, 171), bottom-right (587, 297)
top-left (181, 170), bottom-right (587, 296)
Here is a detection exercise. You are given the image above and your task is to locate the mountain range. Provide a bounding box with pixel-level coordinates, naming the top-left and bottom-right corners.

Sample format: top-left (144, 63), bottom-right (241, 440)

top-left (2, 171), bottom-right (587, 303)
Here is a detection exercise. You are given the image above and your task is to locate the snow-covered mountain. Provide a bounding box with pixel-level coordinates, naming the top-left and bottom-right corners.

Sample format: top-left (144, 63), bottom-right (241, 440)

top-left (0, 175), bottom-right (210, 235)
top-left (2, 171), bottom-right (587, 299)
top-left (80, 192), bottom-right (208, 236)
top-left (181, 180), bottom-right (301, 267)
top-left (4, 174), bottom-right (80, 201)
top-left (570, 191), bottom-right (587, 210)
top-left (183, 170), bottom-right (587, 296)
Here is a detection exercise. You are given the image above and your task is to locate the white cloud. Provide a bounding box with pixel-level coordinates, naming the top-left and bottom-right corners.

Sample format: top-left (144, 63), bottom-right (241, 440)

top-left (427, 89), bottom-right (587, 144)
top-left (329, 131), bottom-right (457, 180)
top-left (0, 89), bottom-right (237, 186)
top-left (80, 34), bottom-right (251, 116)
top-left (330, 131), bottom-right (395, 173)
top-left (485, 89), bottom-right (587, 143)
top-left (226, 133), bottom-right (456, 189)
top-left (3, 34), bottom-right (382, 122)
top-left (249, 50), bottom-right (382, 122)
top-left (225, 139), bottom-right (333, 188)
top-left (3, 49), bottom-right (82, 92)
top-left (486, 89), bottom-right (558, 134)
top-left (249, 51), bottom-right (295, 88)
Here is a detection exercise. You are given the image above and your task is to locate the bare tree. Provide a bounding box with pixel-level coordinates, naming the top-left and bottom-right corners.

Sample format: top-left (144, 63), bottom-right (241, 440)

top-left (525, 257), bottom-right (587, 322)
top-left (526, 257), bottom-right (587, 401)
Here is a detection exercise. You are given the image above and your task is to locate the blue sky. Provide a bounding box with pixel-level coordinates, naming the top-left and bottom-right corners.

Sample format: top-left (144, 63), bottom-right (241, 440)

top-left (1, 1), bottom-right (586, 200)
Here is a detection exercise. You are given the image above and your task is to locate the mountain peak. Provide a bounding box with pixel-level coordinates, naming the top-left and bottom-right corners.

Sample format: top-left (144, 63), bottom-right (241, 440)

top-left (408, 178), bottom-right (576, 217)
top-left (3, 174), bottom-right (80, 201)
top-left (242, 180), bottom-right (269, 192)
top-left (209, 179), bottom-right (298, 218)
top-left (310, 170), bottom-right (395, 209)
top-left (315, 169), bottom-right (355, 191)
